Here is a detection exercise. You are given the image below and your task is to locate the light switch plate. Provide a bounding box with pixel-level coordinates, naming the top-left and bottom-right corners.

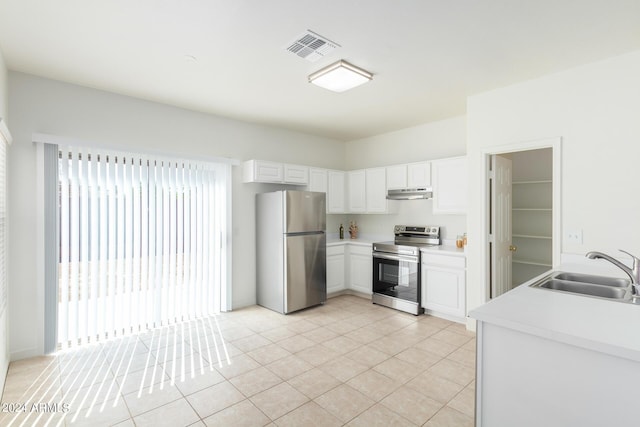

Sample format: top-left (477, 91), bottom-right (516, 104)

top-left (566, 229), bottom-right (583, 244)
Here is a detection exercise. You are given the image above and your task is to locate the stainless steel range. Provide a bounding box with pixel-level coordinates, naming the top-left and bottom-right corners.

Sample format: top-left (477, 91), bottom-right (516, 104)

top-left (372, 225), bottom-right (440, 315)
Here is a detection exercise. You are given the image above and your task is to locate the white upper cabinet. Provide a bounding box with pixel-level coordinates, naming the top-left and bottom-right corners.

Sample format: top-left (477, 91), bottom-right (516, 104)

top-left (245, 157), bottom-right (466, 216)
top-left (432, 156), bottom-right (467, 214)
top-left (327, 170), bottom-right (346, 213)
top-left (243, 160), bottom-right (283, 183)
top-left (386, 165), bottom-right (408, 189)
top-left (407, 161), bottom-right (431, 188)
top-left (386, 162), bottom-right (430, 189)
top-left (366, 167), bottom-right (387, 213)
top-left (243, 160), bottom-right (308, 185)
top-left (307, 168), bottom-right (328, 193)
top-left (347, 170), bottom-right (367, 213)
top-left (283, 164), bottom-right (309, 185)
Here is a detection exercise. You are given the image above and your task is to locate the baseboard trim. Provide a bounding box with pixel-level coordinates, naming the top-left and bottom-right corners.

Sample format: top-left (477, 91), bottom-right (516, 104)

top-left (424, 309), bottom-right (467, 325)
top-left (328, 290), bottom-right (372, 300)
top-left (10, 347), bottom-right (42, 362)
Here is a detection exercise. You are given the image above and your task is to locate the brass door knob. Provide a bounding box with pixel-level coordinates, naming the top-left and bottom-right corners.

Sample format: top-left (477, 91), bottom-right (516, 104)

top-left (509, 245), bottom-right (517, 252)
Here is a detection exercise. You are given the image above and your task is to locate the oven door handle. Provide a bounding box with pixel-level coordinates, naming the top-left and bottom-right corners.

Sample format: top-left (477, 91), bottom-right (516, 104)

top-left (373, 252), bottom-right (419, 263)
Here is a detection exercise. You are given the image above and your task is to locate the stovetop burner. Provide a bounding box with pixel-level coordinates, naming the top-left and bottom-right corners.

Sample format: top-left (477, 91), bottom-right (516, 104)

top-left (373, 225), bottom-right (441, 256)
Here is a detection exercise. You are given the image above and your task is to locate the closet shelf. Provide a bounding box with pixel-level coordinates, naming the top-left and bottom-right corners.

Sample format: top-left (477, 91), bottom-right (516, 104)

top-left (511, 152), bottom-right (553, 288)
top-left (513, 259), bottom-right (552, 267)
top-left (512, 234), bottom-right (552, 240)
top-left (512, 180), bottom-right (552, 185)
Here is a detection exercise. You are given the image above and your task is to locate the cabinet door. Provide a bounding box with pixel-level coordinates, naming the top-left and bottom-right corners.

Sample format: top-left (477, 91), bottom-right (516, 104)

top-left (421, 265), bottom-right (466, 318)
top-left (243, 160), bottom-right (284, 183)
top-left (432, 157), bottom-right (467, 214)
top-left (307, 168), bottom-right (328, 193)
top-left (366, 167), bottom-right (387, 213)
top-left (386, 165), bottom-right (407, 189)
top-left (284, 164), bottom-right (309, 184)
top-left (348, 170), bottom-right (366, 213)
top-left (327, 170), bottom-right (346, 213)
top-left (327, 246), bottom-right (346, 294)
top-left (407, 162), bottom-right (431, 187)
top-left (349, 246), bottom-right (372, 295)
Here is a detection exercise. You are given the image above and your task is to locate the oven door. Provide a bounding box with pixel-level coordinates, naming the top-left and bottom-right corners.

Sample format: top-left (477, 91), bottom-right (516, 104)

top-left (372, 252), bottom-right (420, 303)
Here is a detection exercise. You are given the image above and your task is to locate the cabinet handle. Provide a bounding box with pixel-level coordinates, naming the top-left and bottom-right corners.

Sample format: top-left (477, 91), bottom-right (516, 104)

top-left (509, 245), bottom-right (517, 252)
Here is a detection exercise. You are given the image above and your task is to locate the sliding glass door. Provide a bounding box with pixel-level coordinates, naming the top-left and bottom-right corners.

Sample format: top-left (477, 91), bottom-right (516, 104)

top-left (49, 145), bottom-right (230, 350)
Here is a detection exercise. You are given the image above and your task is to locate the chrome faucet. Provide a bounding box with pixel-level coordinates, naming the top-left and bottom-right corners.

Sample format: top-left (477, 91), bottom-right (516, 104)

top-left (585, 250), bottom-right (640, 295)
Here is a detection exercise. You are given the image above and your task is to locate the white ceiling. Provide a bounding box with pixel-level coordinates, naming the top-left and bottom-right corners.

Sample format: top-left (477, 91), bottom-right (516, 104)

top-left (1, 1), bottom-right (639, 141)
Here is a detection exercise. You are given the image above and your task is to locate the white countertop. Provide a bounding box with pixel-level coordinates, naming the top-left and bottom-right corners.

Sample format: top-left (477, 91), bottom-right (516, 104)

top-left (326, 233), bottom-right (382, 247)
top-left (326, 234), bottom-right (466, 256)
top-left (420, 244), bottom-right (466, 257)
top-left (470, 262), bottom-right (640, 362)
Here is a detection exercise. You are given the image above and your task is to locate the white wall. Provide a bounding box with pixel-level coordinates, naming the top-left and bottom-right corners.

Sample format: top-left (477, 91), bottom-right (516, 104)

top-left (466, 50), bottom-right (640, 321)
top-left (345, 116), bottom-right (466, 168)
top-left (8, 72), bottom-right (345, 360)
top-left (0, 52), bottom-right (6, 119)
top-left (0, 48), bottom-right (9, 396)
top-left (344, 116), bottom-right (467, 240)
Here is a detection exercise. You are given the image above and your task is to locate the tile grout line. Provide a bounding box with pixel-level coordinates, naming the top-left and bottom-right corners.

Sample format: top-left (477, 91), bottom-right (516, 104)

top-left (3, 296), bottom-right (475, 426)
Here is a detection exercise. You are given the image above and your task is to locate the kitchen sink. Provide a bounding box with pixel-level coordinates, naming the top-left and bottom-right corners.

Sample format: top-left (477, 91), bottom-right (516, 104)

top-left (553, 272), bottom-right (629, 288)
top-left (530, 271), bottom-right (637, 303)
top-left (538, 279), bottom-right (628, 299)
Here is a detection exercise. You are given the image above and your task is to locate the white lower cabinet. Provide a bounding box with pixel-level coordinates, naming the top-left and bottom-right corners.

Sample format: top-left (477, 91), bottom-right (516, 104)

top-left (327, 243), bottom-right (372, 296)
top-left (421, 253), bottom-right (466, 319)
top-left (348, 245), bottom-right (372, 295)
top-left (326, 245), bottom-right (346, 294)
top-left (475, 321), bottom-right (640, 427)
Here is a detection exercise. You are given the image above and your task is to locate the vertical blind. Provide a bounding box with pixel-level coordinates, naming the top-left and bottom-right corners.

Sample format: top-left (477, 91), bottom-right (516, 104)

top-left (57, 146), bottom-right (229, 349)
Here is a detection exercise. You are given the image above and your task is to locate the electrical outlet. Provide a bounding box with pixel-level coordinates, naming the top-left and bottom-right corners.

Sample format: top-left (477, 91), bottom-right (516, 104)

top-left (566, 229), bottom-right (583, 244)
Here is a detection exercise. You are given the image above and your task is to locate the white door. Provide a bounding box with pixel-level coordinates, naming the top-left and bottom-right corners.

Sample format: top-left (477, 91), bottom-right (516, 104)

top-left (491, 155), bottom-right (513, 298)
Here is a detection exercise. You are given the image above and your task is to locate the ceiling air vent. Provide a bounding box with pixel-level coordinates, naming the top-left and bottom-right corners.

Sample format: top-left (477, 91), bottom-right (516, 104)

top-left (285, 30), bottom-right (340, 62)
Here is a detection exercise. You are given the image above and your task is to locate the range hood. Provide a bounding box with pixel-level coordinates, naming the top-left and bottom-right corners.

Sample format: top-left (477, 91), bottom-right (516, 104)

top-left (386, 187), bottom-right (433, 200)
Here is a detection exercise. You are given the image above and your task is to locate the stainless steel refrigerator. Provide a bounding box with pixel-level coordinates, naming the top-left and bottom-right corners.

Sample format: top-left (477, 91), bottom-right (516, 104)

top-left (256, 190), bottom-right (326, 314)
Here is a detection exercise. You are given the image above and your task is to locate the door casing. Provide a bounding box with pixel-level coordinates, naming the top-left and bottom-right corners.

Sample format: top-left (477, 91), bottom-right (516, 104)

top-left (481, 137), bottom-right (562, 303)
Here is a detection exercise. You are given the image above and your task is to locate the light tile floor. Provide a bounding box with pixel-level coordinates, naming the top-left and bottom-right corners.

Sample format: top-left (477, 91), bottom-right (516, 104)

top-left (0, 295), bottom-right (475, 426)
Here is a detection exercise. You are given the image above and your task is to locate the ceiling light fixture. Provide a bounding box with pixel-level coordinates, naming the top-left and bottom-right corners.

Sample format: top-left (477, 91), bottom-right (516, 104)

top-left (308, 60), bottom-right (373, 93)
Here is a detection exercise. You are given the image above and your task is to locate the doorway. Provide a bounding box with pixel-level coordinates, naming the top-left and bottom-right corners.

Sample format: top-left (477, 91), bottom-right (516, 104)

top-left (487, 139), bottom-right (561, 299)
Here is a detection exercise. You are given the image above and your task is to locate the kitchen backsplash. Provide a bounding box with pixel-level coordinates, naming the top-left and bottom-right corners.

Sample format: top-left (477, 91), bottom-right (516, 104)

top-left (326, 199), bottom-right (466, 241)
